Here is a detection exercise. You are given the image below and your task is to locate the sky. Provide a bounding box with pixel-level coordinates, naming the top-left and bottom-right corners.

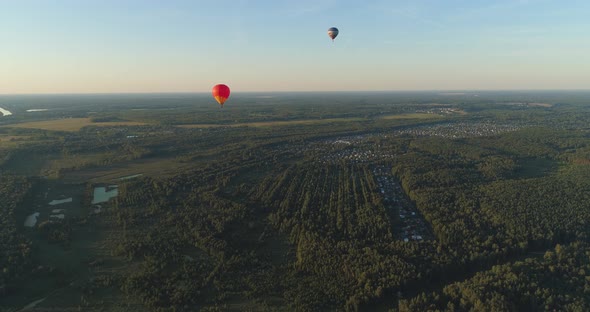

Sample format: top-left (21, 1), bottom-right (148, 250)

top-left (1, 0), bottom-right (589, 94)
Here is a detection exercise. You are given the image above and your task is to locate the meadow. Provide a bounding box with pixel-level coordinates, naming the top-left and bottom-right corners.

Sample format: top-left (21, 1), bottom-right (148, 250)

top-left (3, 118), bottom-right (147, 132)
top-left (177, 117), bottom-right (366, 128)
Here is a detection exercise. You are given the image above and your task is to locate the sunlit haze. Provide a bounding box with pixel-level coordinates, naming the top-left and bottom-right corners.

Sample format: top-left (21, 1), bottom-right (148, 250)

top-left (2, 0), bottom-right (589, 94)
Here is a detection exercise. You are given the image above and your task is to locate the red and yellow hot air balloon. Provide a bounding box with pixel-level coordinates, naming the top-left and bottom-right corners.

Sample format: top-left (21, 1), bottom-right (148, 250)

top-left (212, 84), bottom-right (231, 107)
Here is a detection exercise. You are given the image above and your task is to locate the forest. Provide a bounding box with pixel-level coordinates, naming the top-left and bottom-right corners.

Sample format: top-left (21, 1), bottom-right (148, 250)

top-left (1, 91), bottom-right (590, 311)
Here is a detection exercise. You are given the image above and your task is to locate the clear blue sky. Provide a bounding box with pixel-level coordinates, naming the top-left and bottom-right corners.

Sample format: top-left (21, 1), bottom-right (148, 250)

top-left (1, 0), bottom-right (589, 93)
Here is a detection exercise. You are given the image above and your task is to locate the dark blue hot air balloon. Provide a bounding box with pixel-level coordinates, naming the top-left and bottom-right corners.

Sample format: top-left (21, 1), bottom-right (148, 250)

top-left (327, 27), bottom-right (339, 41)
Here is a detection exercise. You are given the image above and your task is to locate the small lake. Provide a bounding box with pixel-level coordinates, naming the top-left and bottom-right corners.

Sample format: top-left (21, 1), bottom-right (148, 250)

top-left (92, 186), bottom-right (118, 204)
top-left (24, 212), bottom-right (40, 227)
top-left (0, 107), bottom-right (13, 116)
top-left (49, 198), bottom-right (72, 205)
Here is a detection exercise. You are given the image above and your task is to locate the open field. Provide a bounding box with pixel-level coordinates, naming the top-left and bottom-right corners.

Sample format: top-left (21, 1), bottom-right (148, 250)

top-left (0, 135), bottom-right (35, 149)
top-left (3, 118), bottom-right (147, 132)
top-left (0, 135), bottom-right (31, 142)
top-left (60, 157), bottom-right (196, 184)
top-left (177, 117), bottom-right (366, 128)
top-left (380, 113), bottom-right (444, 120)
top-left (504, 102), bottom-right (553, 108)
top-left (3, 151), bottom-right (55, 176)
top-left (528, 102), bottom-right (553, 107)
top-left (516, 157), bottom-right (560, 178)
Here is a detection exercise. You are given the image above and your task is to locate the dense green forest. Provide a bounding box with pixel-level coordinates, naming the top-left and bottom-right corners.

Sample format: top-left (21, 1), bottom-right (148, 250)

top-left (0, 175), bottom-right (33, 291)
top-left (1, 91), bottom-right (590, 311)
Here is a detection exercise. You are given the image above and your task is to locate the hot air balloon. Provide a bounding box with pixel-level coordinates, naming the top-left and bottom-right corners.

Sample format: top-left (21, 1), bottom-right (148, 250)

top-left (327, 27), bottom-right (339, 41)
top-left (212, 84), bottom-right (231, 107)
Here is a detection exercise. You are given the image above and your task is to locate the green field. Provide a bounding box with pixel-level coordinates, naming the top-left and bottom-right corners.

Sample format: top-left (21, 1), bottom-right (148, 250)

top-left (2, 118), bottom-right (147, 132)
top-left (380, 113), bottom-right (444, 119)
top-left (178, 117), bottom-right (367, 128)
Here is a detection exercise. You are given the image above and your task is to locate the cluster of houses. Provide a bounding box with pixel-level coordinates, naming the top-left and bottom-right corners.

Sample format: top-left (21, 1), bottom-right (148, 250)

top-left (373, 165), bottom-right (432, 242)
top-left (391, 122), bottom-right (522, 139)
top-left (266, 118), bottom-right (525, 166)
top-left (415, 107), bottom-right (464, 115)
top-left (316, 147), bottom-right (395, 164)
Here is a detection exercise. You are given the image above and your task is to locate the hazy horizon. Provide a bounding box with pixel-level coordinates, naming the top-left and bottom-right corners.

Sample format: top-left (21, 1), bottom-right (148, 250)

top-left (2, 88), bottom-right (590, 97)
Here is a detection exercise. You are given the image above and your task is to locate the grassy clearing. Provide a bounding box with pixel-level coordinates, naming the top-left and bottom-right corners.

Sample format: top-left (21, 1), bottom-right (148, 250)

top-left (516, 158), bottom-right (560, 178)
top-left (0, 135), bottom-right (38, 150)
top-left (4, 150), bottom-right (123, 178)
top-left (528, 103), bottom-right (552, 107)
top-left (49, 153), bottom-right (109, 171)
top-left (177, 117), bottom-right (366, 128)
top-left (2, 151), bottom-right (55, 176)
top-left (3, 118), bottom-right (147, 132)
top-left (60, 157), bottom-right (195, 183)
top-left (0, 135), bottom-right (31, 142)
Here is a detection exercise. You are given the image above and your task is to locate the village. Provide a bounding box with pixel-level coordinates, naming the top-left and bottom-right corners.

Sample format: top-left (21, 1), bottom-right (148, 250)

top-left (309, 120), bottom-right (523, 163)
top-left (415, 106), bottom-right (465, 115)
top-left (389, 121), bottom-right (523, 138)
top-left (315, 147), bottom-right (395, 165)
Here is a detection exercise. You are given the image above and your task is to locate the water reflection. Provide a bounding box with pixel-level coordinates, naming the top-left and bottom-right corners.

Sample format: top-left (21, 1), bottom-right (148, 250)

top-left (24, 212), bottom-right (40, 227)
top-left (92, 186), bottom-right (118, 204)
top-left (0, 107), bottom-right (12, 116)
top-left (49, 198), bottom-right (72, 205)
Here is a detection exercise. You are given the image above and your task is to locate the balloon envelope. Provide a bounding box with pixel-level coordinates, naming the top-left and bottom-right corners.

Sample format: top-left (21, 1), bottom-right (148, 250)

top-left (212, 84), bottom-right (231, 106)
top-left (327, 27), bottom-right (339, 41)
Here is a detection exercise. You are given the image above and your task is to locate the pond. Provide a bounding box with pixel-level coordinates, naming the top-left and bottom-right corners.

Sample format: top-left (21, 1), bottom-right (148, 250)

top-left (49, 198), bottom-right (72, 205)
top-left (92, 186), bottom-right (118, 204)
top-left (24, 212), bottom-right (40, 227)
top-left (0, 107), bottom-right (13, 116)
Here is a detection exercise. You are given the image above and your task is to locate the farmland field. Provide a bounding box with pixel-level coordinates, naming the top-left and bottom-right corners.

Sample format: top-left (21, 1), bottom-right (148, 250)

top-left (3, 118), bottom-right (147, 132)
top-left (380, 113), bottom-right (444, 120)
top-left (177, 117), bottom-right (367, 128)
